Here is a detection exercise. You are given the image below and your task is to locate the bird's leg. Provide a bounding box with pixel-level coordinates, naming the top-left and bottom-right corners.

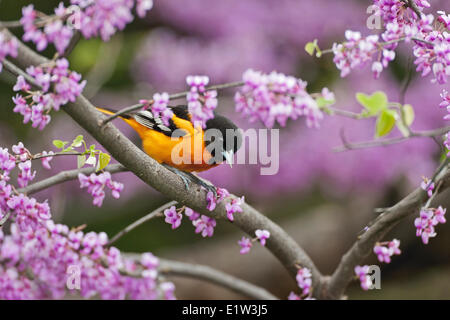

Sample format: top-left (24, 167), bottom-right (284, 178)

top-left (161, 164), bottom-right (217, 197)
top-left (162, 164), bottom-right (191, 190)
top-left (184, 172), bottom-right (217, 198)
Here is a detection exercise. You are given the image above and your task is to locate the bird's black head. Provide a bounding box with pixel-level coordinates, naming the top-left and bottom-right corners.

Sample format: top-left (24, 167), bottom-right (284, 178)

top-left (204, 114), bottom-right (242, 165)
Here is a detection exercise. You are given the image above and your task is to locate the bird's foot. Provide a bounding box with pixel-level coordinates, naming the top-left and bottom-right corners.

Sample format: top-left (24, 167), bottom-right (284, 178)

top-left (162, 164), bottom-right (217, 197)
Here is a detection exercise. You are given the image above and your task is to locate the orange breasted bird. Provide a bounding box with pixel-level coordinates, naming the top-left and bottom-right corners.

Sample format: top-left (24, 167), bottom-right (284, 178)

top-left (96, 105), bottom-right (242, 194)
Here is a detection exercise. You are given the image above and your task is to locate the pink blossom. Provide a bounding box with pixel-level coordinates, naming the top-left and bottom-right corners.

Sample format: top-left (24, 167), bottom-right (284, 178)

top-left (163, 206), bottom-right (182, 229)
top-left (184, 207), bottom-right (201, 221)
top-left (136, 0), bottom-right (154, 18)
top-left (78, 172), bottom-right (124, 207)
top-left (225, 196), bottom-right (244, 221)
top-left (193, 215), bottom-right (216, 237)
top-left (238, 236), bottom-right (252, 254)
top-left (373, 239), bottom-right (401, 263)
top-left (354, 265), bottom-right (372, 290)
top-left (415, 206), bottom-right (446, 244)
top-left (12, 58), bottom-right (86, 130)
top-left (40, 151), bottom-right (54, 170)
top-left (0, 32), bottom-right (18, 72)
top-left (235, 69), bottom-right (328, 128)
top-left (255, 229), bottom-right (270, 246)
top-left (186, 75), bottom-right (217, 128)
top-left (420, 177), bottom-right (435, 197)
top-left (295, 267), bottom-right (312, 296)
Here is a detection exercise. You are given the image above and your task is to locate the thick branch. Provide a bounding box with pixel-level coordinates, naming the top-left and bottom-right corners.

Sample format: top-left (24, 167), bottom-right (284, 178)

top-left (4, 29), bottom-right (323, 296)
top-left (17, 163), bottom-right (127, 195)
top-left (322, 162), bottom-right (450, 299)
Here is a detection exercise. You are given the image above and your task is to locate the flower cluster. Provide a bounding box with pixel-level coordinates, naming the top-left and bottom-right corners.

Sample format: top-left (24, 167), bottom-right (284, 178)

top-left (21, 4), bottom-right (74, 54)
top-left (205, 187), bottom-right (230, 211)
top-left (237, 229), bottom-right (270, 255)
top-left (141, 92), bottom-right (174, 126)
top-left (186, 75), bottom-right (218, 128)
top-left (163, 206), bottom-right (217, 238)
top-left (235, 69), bottom-right (332, 129)
top-left (20, 1), bottom-right (154, 53)
top-left (0, 32), bottom-right (18, 73)
top-left (373, 239), bottom-right (401, 263)
top-left (288, 267), bottom-right (313, 300)
top-left (332, 2), bottom-right (450, 84)
top-left (374, 0), bottom-right (430, 25)
top-left (12, 58), bottom-right (86, 130)
top-left (332, 31), bottom-right (384, 78)
top-left (441, 89), bottom-right (450, 120)
top-left (414, 206), bottom-right (446, 244)
top-left (78, 171), bottom-right (124, 207)
top-left (354, 265), bottom-right (373, 291)
top-left (0, 143), bottom-right (171, 299)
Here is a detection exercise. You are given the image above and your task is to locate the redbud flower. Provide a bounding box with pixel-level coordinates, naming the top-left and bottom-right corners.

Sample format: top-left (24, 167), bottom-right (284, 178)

top-left (440, 90), bottom-right (450, 120)
top-left (288, 292), bottom-right (301, 300)
top-left (163, 206), bottom-right (182, 229)
top-left (420, 177), bottom-right (435, 197)
top-left (17, 161), bottom-right (36, 188)
top-left (184, 207), bottom-right (201, 221)
top-left (78, 172), bottom-right (124, 207)
top-left (225, 196), bottom-right (244, 221)
top-left (206, 190), bottom-right (217, 211)
top-left (193, 215), bottom-right (216, 237)
top-left (296, 268), bottom-right (312, 296)
top-left (136, 0), bottom-right (154, 18)
top-left (255, 229), bottom-right (270, 246)
top-left (354, 265), bottom-right (372, 291)
top-left (373, 239), bottom-right (401, 263)
top-left (235, 69), bottom-right (328, 128)
top-left (186, 75), bottom-right (217, 128)
top-left (40, 151), bottom-right (54, 170)
top-left (141, 252), bottom-right (159, 269)
top-left (12, 58), bottom-right (86, 130)
top-left (414, 206), bottom-right (446, 244)
top-left (149, 92), bottom-right (173, 126)
top-left (238, 236), bottom-right (252, 254)
top-left (0, 32), bottom-right (18, 73)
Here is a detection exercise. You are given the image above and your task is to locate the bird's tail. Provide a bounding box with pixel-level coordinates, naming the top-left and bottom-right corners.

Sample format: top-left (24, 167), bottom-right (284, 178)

top-left (96, 107), bottom-right (143, 133)
top-left (95, 107), bottom-right (131, 119)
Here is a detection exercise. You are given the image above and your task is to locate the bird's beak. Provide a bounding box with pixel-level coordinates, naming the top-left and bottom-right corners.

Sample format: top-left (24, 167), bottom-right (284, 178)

top-left (222, 150), bottom-right (234, 168)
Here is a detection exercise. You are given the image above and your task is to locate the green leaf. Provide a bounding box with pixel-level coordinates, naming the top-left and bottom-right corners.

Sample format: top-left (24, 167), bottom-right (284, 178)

top-left (72, 135), bottom-right (84, 148)
top-left (356, 91), bottom-right (388, 116)
top-left (77, 155), bottom-right (86, 169)
top-left (316, 97), bottom-right (336, 108)
top-left (53, 140), bottom-right (67, 149)
top-left (304, 39), bottom-right (322, 57)
top-left (396, 121), bottom-right (410, 137)
top-left (305, 41), bottom-right (316, 56)
top-left (62, 146), bottom-right (74, 153)
top-left (98, 153), bottom-right (111, 171)
top-left (376, 109), bottom-right (397, 138)
top-left (402, 104), bottom-right (415, 126)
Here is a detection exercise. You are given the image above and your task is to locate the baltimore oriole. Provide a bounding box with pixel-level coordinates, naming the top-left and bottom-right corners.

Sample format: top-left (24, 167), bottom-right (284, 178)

top-left (96, 105), bottom-right (242, 194)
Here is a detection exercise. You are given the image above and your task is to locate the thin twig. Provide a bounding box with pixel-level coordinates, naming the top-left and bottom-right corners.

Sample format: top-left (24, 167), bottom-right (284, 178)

top-left (101, 81), bottom-right (245, 124)
top-left (334, 126), bottom-right (450, 152)
top-left (107, 200), bottom-right (177, 246)
top-left (158, 258), bottom-right (278, 300)
top-left (323, 160), bottom-right (450, 299)
top-left (17, 163), bottom-right (127, 195)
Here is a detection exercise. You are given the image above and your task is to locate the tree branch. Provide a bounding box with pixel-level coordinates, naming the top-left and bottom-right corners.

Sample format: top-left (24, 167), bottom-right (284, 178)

top-left (101, 81), bottom-right (245, 124)
top-left (322, 161), bottom-right (450, 299)
top-left (158, 258), bottom-right (278, 300)
top-left (4, 29), bottom-right (324, 296)
top-left (334, 126), bottom-right (450, 152)
top-left (107, 200), bottom-right (177, 246)
top-left (17, 163), bottom-right (127, 195)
